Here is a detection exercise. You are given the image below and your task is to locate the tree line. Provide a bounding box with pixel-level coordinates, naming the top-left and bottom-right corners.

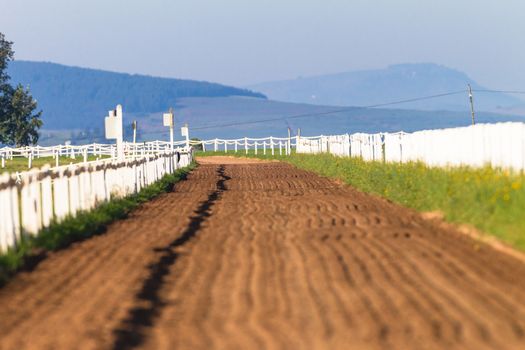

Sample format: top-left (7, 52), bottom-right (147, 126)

top-left (0, 32), bottom-right (42, 146)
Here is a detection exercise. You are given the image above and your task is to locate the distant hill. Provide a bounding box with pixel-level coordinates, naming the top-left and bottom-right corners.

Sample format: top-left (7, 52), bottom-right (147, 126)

top-left (248, 63), bottom-right (524, 111)
top-left (7, 60), bottom-right (266, 129)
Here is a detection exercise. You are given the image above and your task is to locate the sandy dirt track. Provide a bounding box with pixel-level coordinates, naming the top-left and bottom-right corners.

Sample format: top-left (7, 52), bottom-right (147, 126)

top-left (1, 158), bottom-right (525, 349)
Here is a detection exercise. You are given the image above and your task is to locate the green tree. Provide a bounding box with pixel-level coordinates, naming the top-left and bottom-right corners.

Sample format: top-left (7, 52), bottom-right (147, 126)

top-left (190, 137), bottom-right (203, 151)
top-left (0, 32), bottom-right (42, 146)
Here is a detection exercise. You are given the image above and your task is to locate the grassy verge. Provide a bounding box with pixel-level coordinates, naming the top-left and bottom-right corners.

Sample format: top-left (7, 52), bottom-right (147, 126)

top-left (0, 163), bottom-right (196, 285)
top-left (198, 151), bottom-right (525, 251)
top-left (1, 155), bottom-right (111, 174)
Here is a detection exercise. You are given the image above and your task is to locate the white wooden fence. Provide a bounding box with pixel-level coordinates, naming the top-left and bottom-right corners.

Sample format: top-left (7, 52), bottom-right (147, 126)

top-left (193, 136), bottom-right (295, 156)
top-left (200, 122), bottom-right (525, 170)
top-left (0, 140), bottom-right (190, 169)
top-left (0, 147), bottom-right (193, 252)
top-left (295, 122), bottom-right (525, 170)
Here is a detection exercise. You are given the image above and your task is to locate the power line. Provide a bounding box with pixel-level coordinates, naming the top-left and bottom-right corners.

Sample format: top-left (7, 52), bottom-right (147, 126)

top-left (362, 90), bottom-right (466, 108)
top-left (192, 90), bottom-right (466, 131)
top-left (472, 89), bottom-right (525, 94)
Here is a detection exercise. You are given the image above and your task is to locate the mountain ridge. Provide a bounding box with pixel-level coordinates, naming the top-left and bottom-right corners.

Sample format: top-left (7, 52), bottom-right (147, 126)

top-left (247, 63), bottom-right (523, 111)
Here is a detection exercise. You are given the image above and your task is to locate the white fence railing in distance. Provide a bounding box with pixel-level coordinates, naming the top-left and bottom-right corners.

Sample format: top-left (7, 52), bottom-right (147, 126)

top-left (192, 136), bottom-right (296, 156)
top-left (195, 122), bottom-right (525, 171)
top-left (295, 122), bottom-right (525, 170)
top-left (0, 148), bottom-right (193, 253)
top-left (0, 140), bottom-right (190, 169)
top-left (296, 133), bottom-right (385, 161)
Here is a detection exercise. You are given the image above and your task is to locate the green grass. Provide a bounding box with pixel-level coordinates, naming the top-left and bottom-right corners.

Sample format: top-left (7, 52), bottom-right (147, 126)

top-left (198, 150), bottom-right (525, 251)
top-left (0, 163), bottom-right (196, 285)
top-left (1, 155), bottom-right (111, 174)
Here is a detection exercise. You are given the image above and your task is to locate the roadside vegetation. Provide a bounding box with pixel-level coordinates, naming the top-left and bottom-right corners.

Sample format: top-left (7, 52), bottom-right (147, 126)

top-left (199, 151), bottom-right (525, 251)
top-left (1, 155), bottom-right (111, 174)
top-left (0, 163), bottom-right (195, 285)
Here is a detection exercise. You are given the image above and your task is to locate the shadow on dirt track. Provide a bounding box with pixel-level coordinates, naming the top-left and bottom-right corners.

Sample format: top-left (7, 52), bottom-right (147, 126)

top-left (113, 165), bottom-right (231, 349)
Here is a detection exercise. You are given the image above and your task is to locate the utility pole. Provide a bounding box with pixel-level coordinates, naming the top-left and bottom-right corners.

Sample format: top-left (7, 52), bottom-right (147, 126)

top-left (468, 84), bottom-right (476, 125)
top-left (132, 120), bottom-right (137, 144)
top-left (132, 120), bottom-right (137, 158)
top-left (169, 108), bottom-right (174, 151)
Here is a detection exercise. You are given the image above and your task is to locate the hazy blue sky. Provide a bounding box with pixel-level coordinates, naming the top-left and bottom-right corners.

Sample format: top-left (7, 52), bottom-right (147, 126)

top-left (1, 0), bottom-right (524, 88)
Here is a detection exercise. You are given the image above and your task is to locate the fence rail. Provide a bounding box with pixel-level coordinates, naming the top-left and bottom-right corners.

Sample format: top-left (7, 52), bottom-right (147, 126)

top-left (194, 136), bottom-right (296, 155)
top-left (200, 122), bottom-right (525, 170)
top-left (0, 147), bottom-right (193, 252)
top-left (296, 122), bottom-right (525, 170)
top-left (0, 140), bottom-right (190, 169)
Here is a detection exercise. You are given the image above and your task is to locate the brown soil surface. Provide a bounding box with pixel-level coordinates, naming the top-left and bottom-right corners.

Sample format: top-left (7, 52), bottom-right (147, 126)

top-left (1, 161), bottom-right (525, 350)
top-left (196, 155), bottom-right (271, 164)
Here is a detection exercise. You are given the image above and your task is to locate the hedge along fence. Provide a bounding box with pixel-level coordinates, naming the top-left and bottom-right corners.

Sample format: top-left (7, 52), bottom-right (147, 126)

top-left (0, 148), bottom-right (193, 252)
top-left (296, 122), bottom-right (525, 170)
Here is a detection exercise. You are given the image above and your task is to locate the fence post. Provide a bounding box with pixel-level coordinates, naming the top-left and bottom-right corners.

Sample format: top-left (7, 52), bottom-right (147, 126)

top-left (297, 128), bottom-right (301, 154)
top-left (41, 166), bottom-right (53, 228)
top-left (21, 171), bottom-right (43, 236)
top-left (1, 174), bottom-right (21, 251)
top-left (270, 136), bottom-right (274, 156)
top-left (381, 134), bottom-right (386, 163)
top-left (245, 137), bottom-right (248, 155)
top-left (287, 127), bottom-right (291, 155)
top-left (68, 165), bottom-right (80, 216)
top-left (399, 133), bottom-right (403, 163)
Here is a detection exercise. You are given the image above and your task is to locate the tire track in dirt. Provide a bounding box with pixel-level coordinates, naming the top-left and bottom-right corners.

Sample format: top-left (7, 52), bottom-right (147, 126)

top-left (1, 158), bottom-right (525, 349)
